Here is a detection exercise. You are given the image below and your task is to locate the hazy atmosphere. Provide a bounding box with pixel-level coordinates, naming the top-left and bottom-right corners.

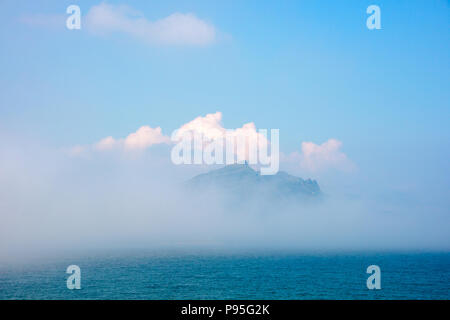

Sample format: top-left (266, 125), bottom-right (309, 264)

top-left (0, 1), bottom-right (449, 264)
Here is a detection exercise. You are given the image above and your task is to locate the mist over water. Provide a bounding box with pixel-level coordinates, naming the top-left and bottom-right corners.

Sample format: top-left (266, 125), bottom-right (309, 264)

top-left (1, 135), bottom-right (449, 266)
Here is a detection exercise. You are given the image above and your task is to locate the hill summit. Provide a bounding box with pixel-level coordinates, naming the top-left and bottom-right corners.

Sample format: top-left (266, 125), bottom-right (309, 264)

top-left (187, 163), bottom-right (321, 200)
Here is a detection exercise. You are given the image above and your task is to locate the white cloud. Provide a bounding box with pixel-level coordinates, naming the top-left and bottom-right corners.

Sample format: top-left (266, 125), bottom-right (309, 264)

top-left (175, 112), bottom-right (225, 140)
top-left (173, 112), bottom-right (269, 161)
top-left (285, 139), bottom-right (354, 173)
top-left (95, 136), bottom-right (116, 151)
top-left (124, 126), bottom-right (170, 150)
top-left (71, 113), bottom-right (268, 161)
top-left (85, 3), bottom-right (216, 46)
top-left (90, 126), bottom-right (170, 154)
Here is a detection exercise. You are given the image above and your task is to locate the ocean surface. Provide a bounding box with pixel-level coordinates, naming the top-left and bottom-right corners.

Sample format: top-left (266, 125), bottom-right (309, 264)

top-left (0, 251), bottom-right (449, 299)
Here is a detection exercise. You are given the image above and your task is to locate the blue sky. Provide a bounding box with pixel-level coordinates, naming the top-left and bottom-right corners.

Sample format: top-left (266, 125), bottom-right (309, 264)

top-left (0, 0), bottom-right (449, 188)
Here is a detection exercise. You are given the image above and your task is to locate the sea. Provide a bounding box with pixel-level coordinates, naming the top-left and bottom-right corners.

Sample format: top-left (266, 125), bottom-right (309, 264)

top-left (0, 251), bottom-right (449, 299)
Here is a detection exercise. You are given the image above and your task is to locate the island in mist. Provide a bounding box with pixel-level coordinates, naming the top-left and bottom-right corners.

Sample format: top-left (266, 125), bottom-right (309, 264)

top-left (187, 163), bottom-right (322, 204)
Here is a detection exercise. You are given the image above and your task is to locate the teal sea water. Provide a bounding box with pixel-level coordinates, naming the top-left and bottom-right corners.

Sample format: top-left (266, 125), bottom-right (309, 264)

top-left (0, 252), bottom-right (449, 300)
